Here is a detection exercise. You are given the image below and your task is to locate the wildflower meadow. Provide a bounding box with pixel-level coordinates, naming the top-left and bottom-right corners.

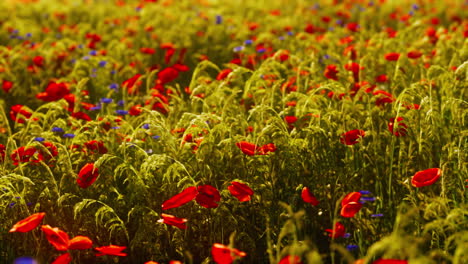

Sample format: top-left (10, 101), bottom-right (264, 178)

top-left (0, 0), bottom-right (467, 263)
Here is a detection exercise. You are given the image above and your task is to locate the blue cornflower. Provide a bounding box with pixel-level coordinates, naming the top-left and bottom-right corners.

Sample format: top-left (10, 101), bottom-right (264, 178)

top-left (142, 124), bottom-right (150, 129)
top-left (8, 202), bottom-right (16, 208)
top-left (25, 33), bottom-right (32, 38)
top-left (101, 98), bottom-right (113, 104)
top-left (98, 60), bottom-right (107, 67)
top-left (51, 127), bottom-right (64, 133)
top-left (152, 135), bottom-right (161, 140)
top-left (109, 83), bottom-right (119, 90)
top-left (346, 245), bottom-right (358, 251)
top-left (412, 4), bottom-right (419, 10)
top-left (111, 126), bottom-right (120, 129)
top-left (360, 197), bottom-right (376, 203)
top-left (82, 56), bottom-right (90, 60)
top-left (359, 190), bottom-right (372, 195)
top-left (110, 70), bottom-right (116, 75)
top-left (278, 36), bottom-right (285, 40)
top-left (233, 46), bottom-right (244, 52)
top-left (117, 100), bottom-right (125, 106)
top-left (244, 39), bottom-right (253, 45)
top-left (89, 50), bottom-right (97, 56)
top-left (34, 137), bottom-right (45, 142)
top-left (115, 110), bottom-right (128, 115)
top-left (215, 15), bottom-right (223, 24)
top-left (63, 133), bottom-right (75, 138)
top-left (287, 31), bottom-right (294, 36)
top-left (371, 214), bottom-right (384, 217)
top-left (257, 48), bottom-right (266, 53)
top-left (90, 104), bottom-right (102, 111)
top-left (14, 257), bottom-right (38, 264)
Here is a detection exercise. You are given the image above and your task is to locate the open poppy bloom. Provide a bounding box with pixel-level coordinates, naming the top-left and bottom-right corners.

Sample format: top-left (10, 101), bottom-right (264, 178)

top-left (162, 186), bottom-right (198, 210)
top-left (9, 212), bottom-right (45, 233)
top-left (228, 181), bottom-right (254, 202)
top-left (384, 52), bottom-right (400, 61)
top-left (2, 80), bottom-right (13, 93)
top-left (236, 141), bottom-right (276, 156)
top-left (84, 140), bottom-right (108, 154)
top-left (77, 163), bottom-right (99, 188)
top-left (388, 117), bottom-right (408, 137)
top-left (95, 245), bottom-right (127, 257)
top-left (211, 243), bottom-right (246, 264)
top-left (340, 129), bottom-right (365, 145)
top-left (340, 192), bottom-right (363, 217)
top-left (325, 222), bottom-right (346, 238)
top-left (36, 82), bottom-right (70, 102)
top-left (301, 187), bottom-right (319, 206)
top-left (324, 64), bottom-right (339, 80)
top-left (122, 73), bottom-right (142, 95)
top-left (158, 213), bottom-right (188, 229)
top-left (196, 185), bottom-right (221, 208)
top-left (10, 146), bottom-right (43, 166)
top-left (0, 144), bottom-right (5, 162)
top-left (279, 255), bottom-right (303, 264)
top-left (411, 168), bottom-right (441, 187)
top-left (10, 105), bottom-right (35, 124)
top-left (41, 225), bottom-right (70, 251)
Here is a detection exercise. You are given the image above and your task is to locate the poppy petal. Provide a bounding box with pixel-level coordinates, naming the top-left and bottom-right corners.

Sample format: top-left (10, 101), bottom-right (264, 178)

top-left (9, 212), bottom-right (45, 233)
top-left (162, 186), bottom-right (198, 210)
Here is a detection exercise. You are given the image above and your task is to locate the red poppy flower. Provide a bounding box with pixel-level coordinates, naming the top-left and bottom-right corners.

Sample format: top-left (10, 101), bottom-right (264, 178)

top-left (340, 192), bottom-right (362, 217)
top-left (172, 63), bottom-right (189, 72)
top-left (258, 143), bottom-right (276, 155)
top-left (375, 74), bottom-right (388, 83)
top-left (228, 182), bottom-right (254, 202)
top-left (2, 80), bottom-right (13, 93)
top-left (95, 245), bottom-right (127, 257)
top-left (36, 82), bottom-right (70, 102)
top-left (384, 52), bottom-right (400, 61)
top-left (40, 141), bottom-right (59, 164)
top-left (216, 69), bottom-right (233, 80)
top-left (41, 225), bottom-right (70, 251)
top-left (9, 212), bottom-right (46, 233)
top-left (373, 90), bottom-right (395, 106)
top-left (162, 186), bottom-right (198, 210)
top-left (279, 255), bottom-right (303, 264)
top-left (129, 104), bottom-right (143, 116)
top-left (122, 74), bottom-right (142, 95)
top-left (10, 146), bottom-right (43, 165)
top-left (324, 65), bottom-right (339, 80)
top-left (236, 141), bottom-right (257, 156)
top-left (284, 116), bottom-right (298, 125)
top-left (344, 62), bottom-right (363, 81)
top-left (158, 213), bottom-right (188, 229)
top-left (51, 253), bottom-right (72, 264)
top-left (33, 55), bottom-right (45, 67)
top-left (157, 67), bottom-right (179, 85)
top-left (68, 236), bottom-right (93, 250)
top-left (77, 163), bottom-right (99, 188)
top-left (301, 187), bottom-right (319, 206)
top-left (84, 140), bottom-right (108, 154)
top-left (411, 168), bottom-right (441, 188)
top-left (407, 50), bottom-right (422, 59)
top-left (140, 47), bottom-right (155, 54)
top-left (71, 111), bottom-right (92, 121)
top-left (340, 129), bottom-right (365, 145)
top-left (196, 185), bottom-right (221, 208)
top-left (0, 144), bottom-right (5, 162)
top-left (388, 117), bottom-right (408, 137)
top-left (372, 260), bottom-right (408, 264)
top-left (10, 105), bottom-right (35, 124)
top-left (144, 262), bottom-right (160, 264)
top-left (325, 222), bottom-right (346, 238)
top-left (211, 243), bottom-right (246, 264)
